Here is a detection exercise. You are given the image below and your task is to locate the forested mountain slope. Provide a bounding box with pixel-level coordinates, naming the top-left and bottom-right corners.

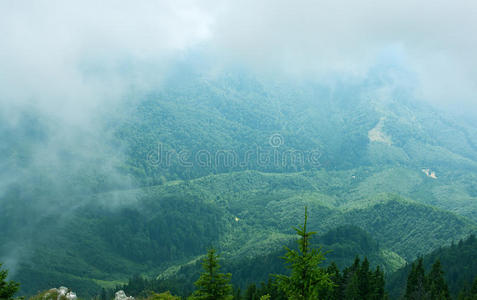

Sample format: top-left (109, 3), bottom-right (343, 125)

top-left (387, 234), bottom-right (477, 299)
top-left (4, 171), bottom-right (476, 296)
top-left (2, 70), bottom-right (477, 296)
top-left (115, 225), bottom-right (400, 298)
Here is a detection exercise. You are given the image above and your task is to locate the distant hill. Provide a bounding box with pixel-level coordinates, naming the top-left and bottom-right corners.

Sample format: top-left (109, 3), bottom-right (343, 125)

top-left (106, 225), bottom-right (401, 297)
top-left (387, 234), bottom-right (477, 299)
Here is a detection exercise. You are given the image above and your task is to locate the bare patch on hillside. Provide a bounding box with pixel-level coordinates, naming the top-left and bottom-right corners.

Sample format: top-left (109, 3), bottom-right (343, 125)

top-left (368, 117), bottom-right (392, 145)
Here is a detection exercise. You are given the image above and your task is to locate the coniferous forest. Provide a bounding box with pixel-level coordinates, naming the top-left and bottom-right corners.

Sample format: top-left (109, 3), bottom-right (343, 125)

top-left (3, 208), bottom-right (477, 299)
top-left (2, 1), bottom-right (477, 300)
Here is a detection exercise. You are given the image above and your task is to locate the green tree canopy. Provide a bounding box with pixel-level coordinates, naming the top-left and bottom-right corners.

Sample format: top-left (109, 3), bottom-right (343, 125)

top-left (276, 206), bottom-right (333, 300)
top-left (147, 291), bottom-right (181, 300)
top-left (0, 263), bottom-right (19, 300)
top-left (405, 258), bottom-right (451, 300)
top-left (190, 248), bottom-right (233, 300)
top-left (405, 258), bottom-right (427, 300)
top-left (428, 260), bottom-right (450, 300)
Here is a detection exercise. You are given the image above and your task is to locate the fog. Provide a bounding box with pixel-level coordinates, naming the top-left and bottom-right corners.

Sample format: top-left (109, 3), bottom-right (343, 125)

top-left (1, 0), bottom-right (477, 277)
top-left (2, 0), bottom-right (476, 199)
top-left (2, 0), bottom-right (477, 115)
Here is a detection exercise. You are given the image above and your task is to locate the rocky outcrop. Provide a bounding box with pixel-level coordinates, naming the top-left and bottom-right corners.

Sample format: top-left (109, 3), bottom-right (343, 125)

top-left (114, 290), bottom-right (135, 300)
top-left (33, 286), bottom-right (77, 300)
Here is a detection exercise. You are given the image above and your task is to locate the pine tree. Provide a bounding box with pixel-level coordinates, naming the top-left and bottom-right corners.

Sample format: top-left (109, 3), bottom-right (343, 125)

top-left (457, 277), bottom-right (477, 300)
top-left (190, 248), bottom-right (233, 300)
top-left (369, 266), bottom-right (386, 300)
top-left (344, 273), bottom-right (360, 300)
top-left (358, 257), bottom-right (371, 298)
top-left (333, 257), bottom-right (388, 300)
top-left (0, 263), bottom-right (20, 300)
top-left (323, 262), bottom-right (342, 299)
top-left (404, 258), bottom-right (451, 300)
top-left (340, 257), bottom-right (360, 300)
top-left (405, 258), bottom-right (428, 300)
top-left (265, 278), bottom-right (286, 300)
top-left (276, 207), bottom-right (333, 300)
top-left (428, 260), bottom-right (450, 300)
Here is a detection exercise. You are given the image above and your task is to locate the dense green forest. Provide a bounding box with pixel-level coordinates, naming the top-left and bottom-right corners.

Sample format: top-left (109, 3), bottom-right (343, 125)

top-left (4, 173), bottom-right (475, 297)
top-left (109, 224), bottom-right (399, 297)
top-left (3, 69), bottom-right (477, 298)
top-left (103, 224), bottom-right (477, 300)
top-left (0, 210), bottom-right (394, 299)
top-left (3, 210), bottom-right (477, 300)
top-left (388, 234), bottom-right (477, 299)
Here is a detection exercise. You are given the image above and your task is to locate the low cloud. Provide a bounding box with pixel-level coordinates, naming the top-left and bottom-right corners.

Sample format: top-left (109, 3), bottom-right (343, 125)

top-left (1, 0), bottom-right (476, 277)
top-left (1, 0), bottom-right (476, 114)
top-left (210, 0), bottom-right (477, 110)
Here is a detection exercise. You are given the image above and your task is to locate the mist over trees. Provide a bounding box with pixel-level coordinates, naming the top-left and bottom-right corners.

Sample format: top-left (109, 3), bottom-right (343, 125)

top-left (0, 263), bottom-right (19, 300)
top-left (2, 1), bottom-right (477, 300)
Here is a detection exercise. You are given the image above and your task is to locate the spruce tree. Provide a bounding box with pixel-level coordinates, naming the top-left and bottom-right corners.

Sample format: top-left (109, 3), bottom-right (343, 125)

top-left (341, 257), bottom-right (360, 299)
top-left (276, 207), bottom-right (333, 299)
top-left (370, 266), bottom-right (386, 300)
top-left (457, 277), bottom-right (477, 300)
top-left (0, 263), bottom-right (19, 300)
top-left (190, 248), bottom-right (233, 300)
top-left (428, 260), bottom-right (450, 300)
top-left (358, 257), bottom-right (371, 298)
top-left (323, 262), bottom-right (342, 299)
top-left (405, 258), bottom-right (428, 300)
top-left (344, 273), bottom-right (360, 300)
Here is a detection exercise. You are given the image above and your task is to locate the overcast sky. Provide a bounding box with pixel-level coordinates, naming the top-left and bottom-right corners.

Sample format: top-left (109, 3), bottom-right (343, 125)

top-left (1, 0), bottom-right (477, 115)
